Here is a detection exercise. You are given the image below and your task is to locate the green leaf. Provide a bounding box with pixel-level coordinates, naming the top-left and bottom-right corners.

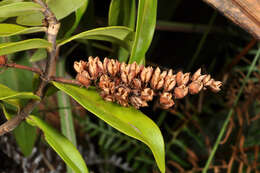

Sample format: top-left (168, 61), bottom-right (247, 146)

top-left (0, 104), bottom-right (37, 157)
top-left (58, 26), bottom-right (134, 50)
top-left (27, 115), bottom-right (88, 173)
top-left (53, 82), bottom-right (165, 173)
top-left (0, 2), bottom-right (41, 18)
top-left (30, 48), bottom-right (47, 62)
top-left (16, 12), bottom-right (44, 26)
top-left (64, 0), bottom-right (89, 39)
top-left (0, 0), bottom-right (22, 7)
top-left (0, 83), bottom-right (40, 100)
top-left (0, 39), bottom-right (51, 56)
top-left (129, 0), bottom-right (157, 64)
top-left (47, 0), bottom-right (85, 20)
top-left (108, 0), bottom-right (136, 62)
top-left (57, 59), bottom-right (77, 173)
top-left (0, 24), bottom-right (46, 37)
top-left (16, 0), bottom-right (85, 26)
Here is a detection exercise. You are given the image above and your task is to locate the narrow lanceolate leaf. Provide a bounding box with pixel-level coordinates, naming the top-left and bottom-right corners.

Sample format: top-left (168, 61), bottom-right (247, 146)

top-left (30, 48), bottom-right (47, 62)
top-left (57, 59), bottom-right (77, 173)
top-left (58, 26), bottom-right (134, 51)
top-left (16, 0), bottom-right (85, 26)
top-left (129, 0), bottom-right (157, 64)
top-left (27, 115), bottom-right (88, 173)
top-left (0, 39), bottom-right (51, 56)
top-left (108, 0), bottom-right (136, 62)
top-left (0, 2), bottom-right (41, 18)
top-left (0, 104), bottom-right (37, 157)
top-left (0, 83), bottom-right (40, 100)
top-left (0, 24), bottom-right (46, 37)
top-left (53, 82), bottom-right (165, 173)
top-left (64, 0), bottom-right (89, 39)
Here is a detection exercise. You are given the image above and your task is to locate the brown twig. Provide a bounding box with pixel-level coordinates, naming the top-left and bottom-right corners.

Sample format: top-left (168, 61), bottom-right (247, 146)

top-left (0, 0), bottom-right (60, 136)
top-left (3, 62), bottom-right (43, 74)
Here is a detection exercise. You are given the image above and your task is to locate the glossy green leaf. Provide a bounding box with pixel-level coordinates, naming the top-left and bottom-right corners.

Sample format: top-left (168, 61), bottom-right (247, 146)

top-left (16, 12), bottom-right (43, 26)
top-left (16, 0), bottom-right (85, 26)
top-left (47, 0), bottom-right (85, 20)
top-left (0, 83), bottom-right (40, 100)
top-left (57, 59), bottom-right (77, 173)
top-left (0, 2), bottom-right (41, 18)
top-left (30, 48), bottom-right (47, 62)
top-left (129, 0), bottom-right (157, 64)
top-left (0, 104), bottom-right (37, 156)
top-left (53, 82), bottom-right (165, 173)
top-left (0, 24), bottom-right (46, 37)
top-left (64, 0), bottom-right (89, 39)
top-left (0, 39), bottom-right (51, 56)
top-left (0, 0), bottom-right (22, 6)
top-left (108, 0), bottom-right (136, 62)
top-left (58, 26), bottom-right (134, 50)
top-left (27, 115), bottom-right (88, 173)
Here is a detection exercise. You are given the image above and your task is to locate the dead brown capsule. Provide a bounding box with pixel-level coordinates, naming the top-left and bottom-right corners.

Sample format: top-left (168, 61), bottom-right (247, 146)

top-left (76, 73), bottom-right (91, 88)
top-left (174, 85), bottom-right (188, 99)
top-left (192, 68), bottom-right (201, 81)
top-left (188, 81), bottom-right (203, 95)
top-left (141, 88), bottom-right (154, 101)
top-left (159, 92), bottom-right (175, 109)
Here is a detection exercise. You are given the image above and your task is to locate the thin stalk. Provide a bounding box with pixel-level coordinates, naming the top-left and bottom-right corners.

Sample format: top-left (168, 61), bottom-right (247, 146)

top-left (202, 44), bottom-right (260, 172)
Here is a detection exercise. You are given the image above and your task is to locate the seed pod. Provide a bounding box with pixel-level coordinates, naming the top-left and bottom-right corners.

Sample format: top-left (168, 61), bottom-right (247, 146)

top-left (159, 92), bottom-right (175, 109)
top-left (209, 80), bottom-right (222, 92)
top-left (140, 66), bottom-right (153, 84)
top-left (174, 85), bottom-right (188, 99)
top-left (151, 67), bottom-right (161, 89)
top-left (141, 88), bottom-right (154, 101)
top-left (76, 73), bottom-right (91, 88)
top-left (176, 71), bottom-right (183, 86)
top-left (192, 68), bottom-right (201, 81)
top-left (74, 60), bottom-right (87, 73)
top-left (188, 81), bottom-right (203, 95)
top-left (130, 96), bottom-right (148, 109)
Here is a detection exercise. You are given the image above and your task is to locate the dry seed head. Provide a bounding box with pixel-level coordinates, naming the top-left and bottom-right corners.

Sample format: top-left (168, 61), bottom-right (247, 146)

top-left (74, 57), bottom-right (222, 110)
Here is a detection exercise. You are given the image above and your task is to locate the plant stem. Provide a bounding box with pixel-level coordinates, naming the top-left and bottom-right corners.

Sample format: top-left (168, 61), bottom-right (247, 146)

top-left (0, 0), bottom-right (60, 136)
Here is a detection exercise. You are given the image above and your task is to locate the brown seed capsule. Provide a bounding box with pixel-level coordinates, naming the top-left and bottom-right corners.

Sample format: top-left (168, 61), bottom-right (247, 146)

top-left (192, 68), bottom-right (201, 81)
top-left (159, 92), bottom-right (175, 109)
top-left (131, 78), bottom-right (142, 89)
top-left (141, 88), bottom-right (154, 101)
top-left (74, 60), bottom-right (87, 73)
top-left (151, 67), bottom-right (161, 89)
top-left (130, 96), bottom-right (148, 109)
top-left (182, 73), bottom-right (190, 86)
top-left (164, 70), bottom-right (176, 92)
top-left (76, 73), bottom-right (91, 88)
top-left (188, 81), bottom-right (203, 95)
top-left (209, 80), bottom-right (222, 92)
top-left (115, 87), bottom-right (130, 107)
top-left (140, 66), bottom-right (153, 84)
top-left (156, 70), bottom-right (167, 90)
top-left (174, 85), bottom-right (188, 99)
top-left (176, 71), bottom-right (183, 86)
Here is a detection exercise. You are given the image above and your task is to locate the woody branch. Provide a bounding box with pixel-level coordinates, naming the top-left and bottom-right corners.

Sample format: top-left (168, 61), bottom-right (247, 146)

top-left (0, 0), bottom-right (60, 136)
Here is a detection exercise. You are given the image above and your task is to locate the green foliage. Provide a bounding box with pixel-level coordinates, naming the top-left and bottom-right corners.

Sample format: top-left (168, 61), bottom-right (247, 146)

top-left (0, 39), bottom-right (51, 56)
top-left (0, 23), bottom-right (45, 37)
top-left (53, 82), bottom-right (165, 173)
top-left (129, 0), bottom-right (157, 64)
top-left (27, 115), bottom-right (88, 173)
top-left (0, 2), bottom-right (41, 18)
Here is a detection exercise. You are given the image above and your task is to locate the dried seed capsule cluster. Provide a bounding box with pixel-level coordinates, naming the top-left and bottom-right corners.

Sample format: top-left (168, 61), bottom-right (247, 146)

top-left (74, 57), bottom-right (222, 109)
